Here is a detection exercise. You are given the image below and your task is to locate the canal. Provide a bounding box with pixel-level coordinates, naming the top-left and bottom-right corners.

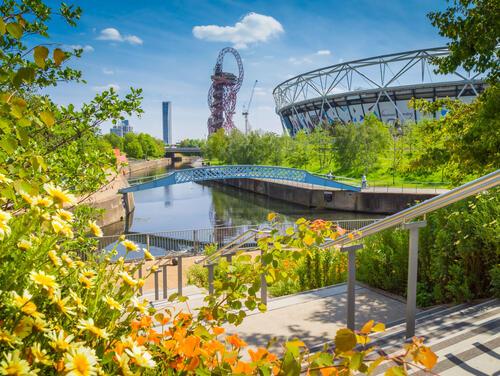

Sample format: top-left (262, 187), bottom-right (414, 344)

top-left (125, 164), bottom-right (380, 234)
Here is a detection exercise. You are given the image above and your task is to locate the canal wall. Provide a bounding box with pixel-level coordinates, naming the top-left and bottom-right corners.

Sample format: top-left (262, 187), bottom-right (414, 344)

top-left (79, 173), bottom-right (134, 228)
top-left (126, 158), bottom-right (172, 174)
top-left (213, 178), bottom-right (438, 214)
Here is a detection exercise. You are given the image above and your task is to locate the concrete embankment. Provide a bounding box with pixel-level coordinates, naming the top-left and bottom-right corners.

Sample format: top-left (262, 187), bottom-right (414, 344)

top-left (211, 178), bottom-right (443, 214)
top-left (125, 158), bottom-right (172, 175)
top-left (79, 173), bottom-right (134, 229)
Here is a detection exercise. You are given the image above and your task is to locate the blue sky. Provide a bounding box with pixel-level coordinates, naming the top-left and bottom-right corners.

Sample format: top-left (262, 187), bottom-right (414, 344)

top-left (44, 0), bottom-right (448, 141)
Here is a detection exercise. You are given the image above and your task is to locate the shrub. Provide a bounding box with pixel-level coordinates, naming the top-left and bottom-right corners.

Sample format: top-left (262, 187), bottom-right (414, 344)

top-left (357, 189), bottom-right (500, 306)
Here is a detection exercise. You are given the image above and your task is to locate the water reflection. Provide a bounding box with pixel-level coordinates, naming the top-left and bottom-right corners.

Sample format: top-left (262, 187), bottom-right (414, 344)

top-left (122, 164), bottom-right (381, 235)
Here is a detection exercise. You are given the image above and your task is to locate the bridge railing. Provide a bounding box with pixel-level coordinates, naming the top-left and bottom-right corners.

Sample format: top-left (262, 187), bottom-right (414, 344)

top-left (95, 219), bottom-right (379, 300)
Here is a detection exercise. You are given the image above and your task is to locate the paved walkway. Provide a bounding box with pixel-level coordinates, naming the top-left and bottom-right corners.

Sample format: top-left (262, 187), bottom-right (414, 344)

top-left (262, 178), bottom-right (448, 195)
top-left (151, 283), bottom-right (410, 351)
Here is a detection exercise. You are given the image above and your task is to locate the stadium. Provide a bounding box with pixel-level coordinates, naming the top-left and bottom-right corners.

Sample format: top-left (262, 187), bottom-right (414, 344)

top-left (272, 47), bottom-right (487, 135)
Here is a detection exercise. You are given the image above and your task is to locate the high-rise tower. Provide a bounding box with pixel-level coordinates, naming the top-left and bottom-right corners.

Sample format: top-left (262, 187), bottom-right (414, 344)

top-left (162, 101), bottom-right (172, 144)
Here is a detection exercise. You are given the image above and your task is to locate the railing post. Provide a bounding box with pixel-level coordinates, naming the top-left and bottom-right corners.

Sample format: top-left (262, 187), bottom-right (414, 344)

top-left (193, 230), bottom-right (199, 253)
top-left (403, 221), bottom-right (427, 338)
top-left (260, 250), bottom-right (268, 305)
top-left (177, 257), bottom-right (183, 296)
top-left (146, 234), bottom-right (150, 250)
top-left (343, 244), bottom-right (363, 330)
top-left (138, 263), bottom-right (143, 295)
top-left (162, 264), bottom-right (168, 299)
top-left (207, 264), bottom-right (215, 295)
top-left (154, 269), bottom-right (160, 301)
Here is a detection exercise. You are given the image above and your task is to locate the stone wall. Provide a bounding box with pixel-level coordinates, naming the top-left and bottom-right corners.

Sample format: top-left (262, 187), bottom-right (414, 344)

top-left (79, 173), bottom-right (134, 228)
top-left (218, 178), bottom-right (437, 214)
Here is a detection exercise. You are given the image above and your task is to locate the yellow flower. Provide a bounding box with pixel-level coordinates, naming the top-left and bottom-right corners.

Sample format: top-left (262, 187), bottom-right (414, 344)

top-left (64, 346), bottom-right (98, 376)
top-left (0, 350), bottom-right (33, 375)
top-left (77, 318), bottom-right (109, 339)
top-left (19, 191), bottom-right (34, 205)
top-left (51, 218), bottom-right (74, 238)
top-left (69, 290), bottom-right (87, 312)
top-left (12, 290), bottom-right (41, 318)
top-left (0, 210), bottom-right (12, 240)
top-left (52, 292), bottom-right (76, 316)
top-left (0, 329), bottom-right (18, 346)
top-left (0, 173), bottom-right (13, 184)
top-left (57, 209), bottom-right (74, 222)
top-left (78, 275), bottom-right (94, 289)
top-left (82, 269), bottom-right (96, 278)
top-left (32, 317), bottom-right (49, 333)
top-left (121, 239), bottom-right (138, 252)
top-left (46, 330), bottom-right (75, 352)
top-left (30, 343), bottom-right (51, 365)
top-left (32, 195), bottom-right (53, 208)
top-left (125, 345), bottom-right (155, 369)
top-left (88, 220), bottom-right (103, 237)
top-left (48, 250), bottom-right (62, 267)
top-left (130, 297), bottom-right (149, 314)
top-left (30, 270), bottom-right (59, 292)
top-left (143, 248), bottom-right (155, 261)
top-left (103, 296), bottom-right (121, 311)
top-left (43, 183), bottom-right (75, 207)
top-left (61, 254), bottom-right (75, 268)
top-left (118, 271), bottom-right (138, 287)
top-left (13, 317), bottom-right (33, 339)
top-left (17, 239), bottom-right (32, 251)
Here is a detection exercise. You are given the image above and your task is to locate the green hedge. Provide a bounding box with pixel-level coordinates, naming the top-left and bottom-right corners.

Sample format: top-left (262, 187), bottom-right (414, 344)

top-left (357, 188), bottom-right (499, 306)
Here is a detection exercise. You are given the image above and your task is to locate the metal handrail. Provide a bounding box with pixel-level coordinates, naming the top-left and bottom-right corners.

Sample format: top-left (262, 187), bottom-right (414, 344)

top-left (324, 169), bottom-right (499, 248)
top-left (195, 228), bottom-right (262, 265)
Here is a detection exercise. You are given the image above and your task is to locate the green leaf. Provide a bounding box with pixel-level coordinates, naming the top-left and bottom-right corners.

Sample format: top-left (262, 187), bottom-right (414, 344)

top-left (0, 18), bottom-right (6, 35)
top-left (0, 136), bottom-right (17, 154)
top-left (53, 48), bottom-right (65, 66)
top-left (350, 352), bottom-right (364, 370)
top-left (34, 46), bottom-right (49, 69)
top-left (13, 67), bottom-right (35, 87)
top-left (39, 111), bottom-right (55, 127)
top-left (334, 328), bottom-right (357, 352)
top-left (385, 366), bottom-right (406, 376)
top-left (6, 23), bottom-right (22, 39)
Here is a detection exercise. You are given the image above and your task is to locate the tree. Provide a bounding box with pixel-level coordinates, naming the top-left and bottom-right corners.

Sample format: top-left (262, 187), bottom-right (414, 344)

top-left (202, 128), bottom-right (228, 162)
top-left (286, 130), bottom-right (312, 168)
top-left (428, 0), bottom-right (500, 81)
top-left (333, 115), bottom-right (391, 174)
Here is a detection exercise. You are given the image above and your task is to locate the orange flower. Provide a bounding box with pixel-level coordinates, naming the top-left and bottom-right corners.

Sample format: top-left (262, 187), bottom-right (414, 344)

top-left (232, 360), bottom-right (255, 374)
top-left (213, 326), bottom-right (225, 335)
top-left (226, 334), bottom-right (247, 348)
top-left (249, 347), bottom-right (268, 362)
top-left (320, 366), bottom-right (338, 376)
top-left (179, 335), bottom-right (201, 357)
top-left (140, 315), bottom-right (152, 328)
top-left (136, 335), bottom-right (147, 346)
top-left (311, 219), bottom-right (328, 231)
top-left (202, 339), bottom-right (225, 356)
top-left (336, 226), bottom-right (346, 236)
top-left (131, 320), bottom-right (141, 332)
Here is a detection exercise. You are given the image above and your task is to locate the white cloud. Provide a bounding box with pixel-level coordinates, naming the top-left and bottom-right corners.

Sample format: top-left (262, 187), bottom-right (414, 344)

top-left (97, 28), bottom-right (143, 45)
top-left (102, 68), bottom-right (114, 75)
top-left (253, 87), bottom-right (268, 96)
top-left (288, 56), bottom-right (313, 66)
top-left (316, 49), bottom-right (331, 56)
top-left (65, 44), bottom-right (94, 52)
top-left (92, 83), bottom-right (120, 92)
top-left (192, 12), bottom-right (284, 48)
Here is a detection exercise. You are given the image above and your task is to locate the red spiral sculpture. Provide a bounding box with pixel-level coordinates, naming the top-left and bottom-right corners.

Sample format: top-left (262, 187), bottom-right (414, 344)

top-left (207, 47), bottom-right (244, 134)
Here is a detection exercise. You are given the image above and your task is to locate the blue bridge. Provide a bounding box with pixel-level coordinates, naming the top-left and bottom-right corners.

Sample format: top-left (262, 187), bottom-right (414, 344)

top-left (120, 165), bottom-right (360, 193)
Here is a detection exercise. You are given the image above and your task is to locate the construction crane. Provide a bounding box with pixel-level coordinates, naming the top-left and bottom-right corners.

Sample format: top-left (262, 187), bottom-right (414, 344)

top-left (242, 80), bottom-right (258, 134)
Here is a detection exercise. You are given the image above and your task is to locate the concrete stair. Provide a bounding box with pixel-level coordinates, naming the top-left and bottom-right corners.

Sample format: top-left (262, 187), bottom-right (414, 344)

top-left (370, 299), bottom-right (500, 375)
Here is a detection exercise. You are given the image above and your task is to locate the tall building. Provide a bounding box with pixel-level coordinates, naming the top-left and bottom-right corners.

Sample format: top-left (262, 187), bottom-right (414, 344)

top-left (162, 101), bottom-right (172, 145)
top-left (109, 119), bottom-right (133, 137)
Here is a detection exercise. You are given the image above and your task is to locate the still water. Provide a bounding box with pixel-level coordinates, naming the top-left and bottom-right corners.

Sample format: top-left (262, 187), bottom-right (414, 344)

top-left (126, 165), bottom-right (380, 234)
